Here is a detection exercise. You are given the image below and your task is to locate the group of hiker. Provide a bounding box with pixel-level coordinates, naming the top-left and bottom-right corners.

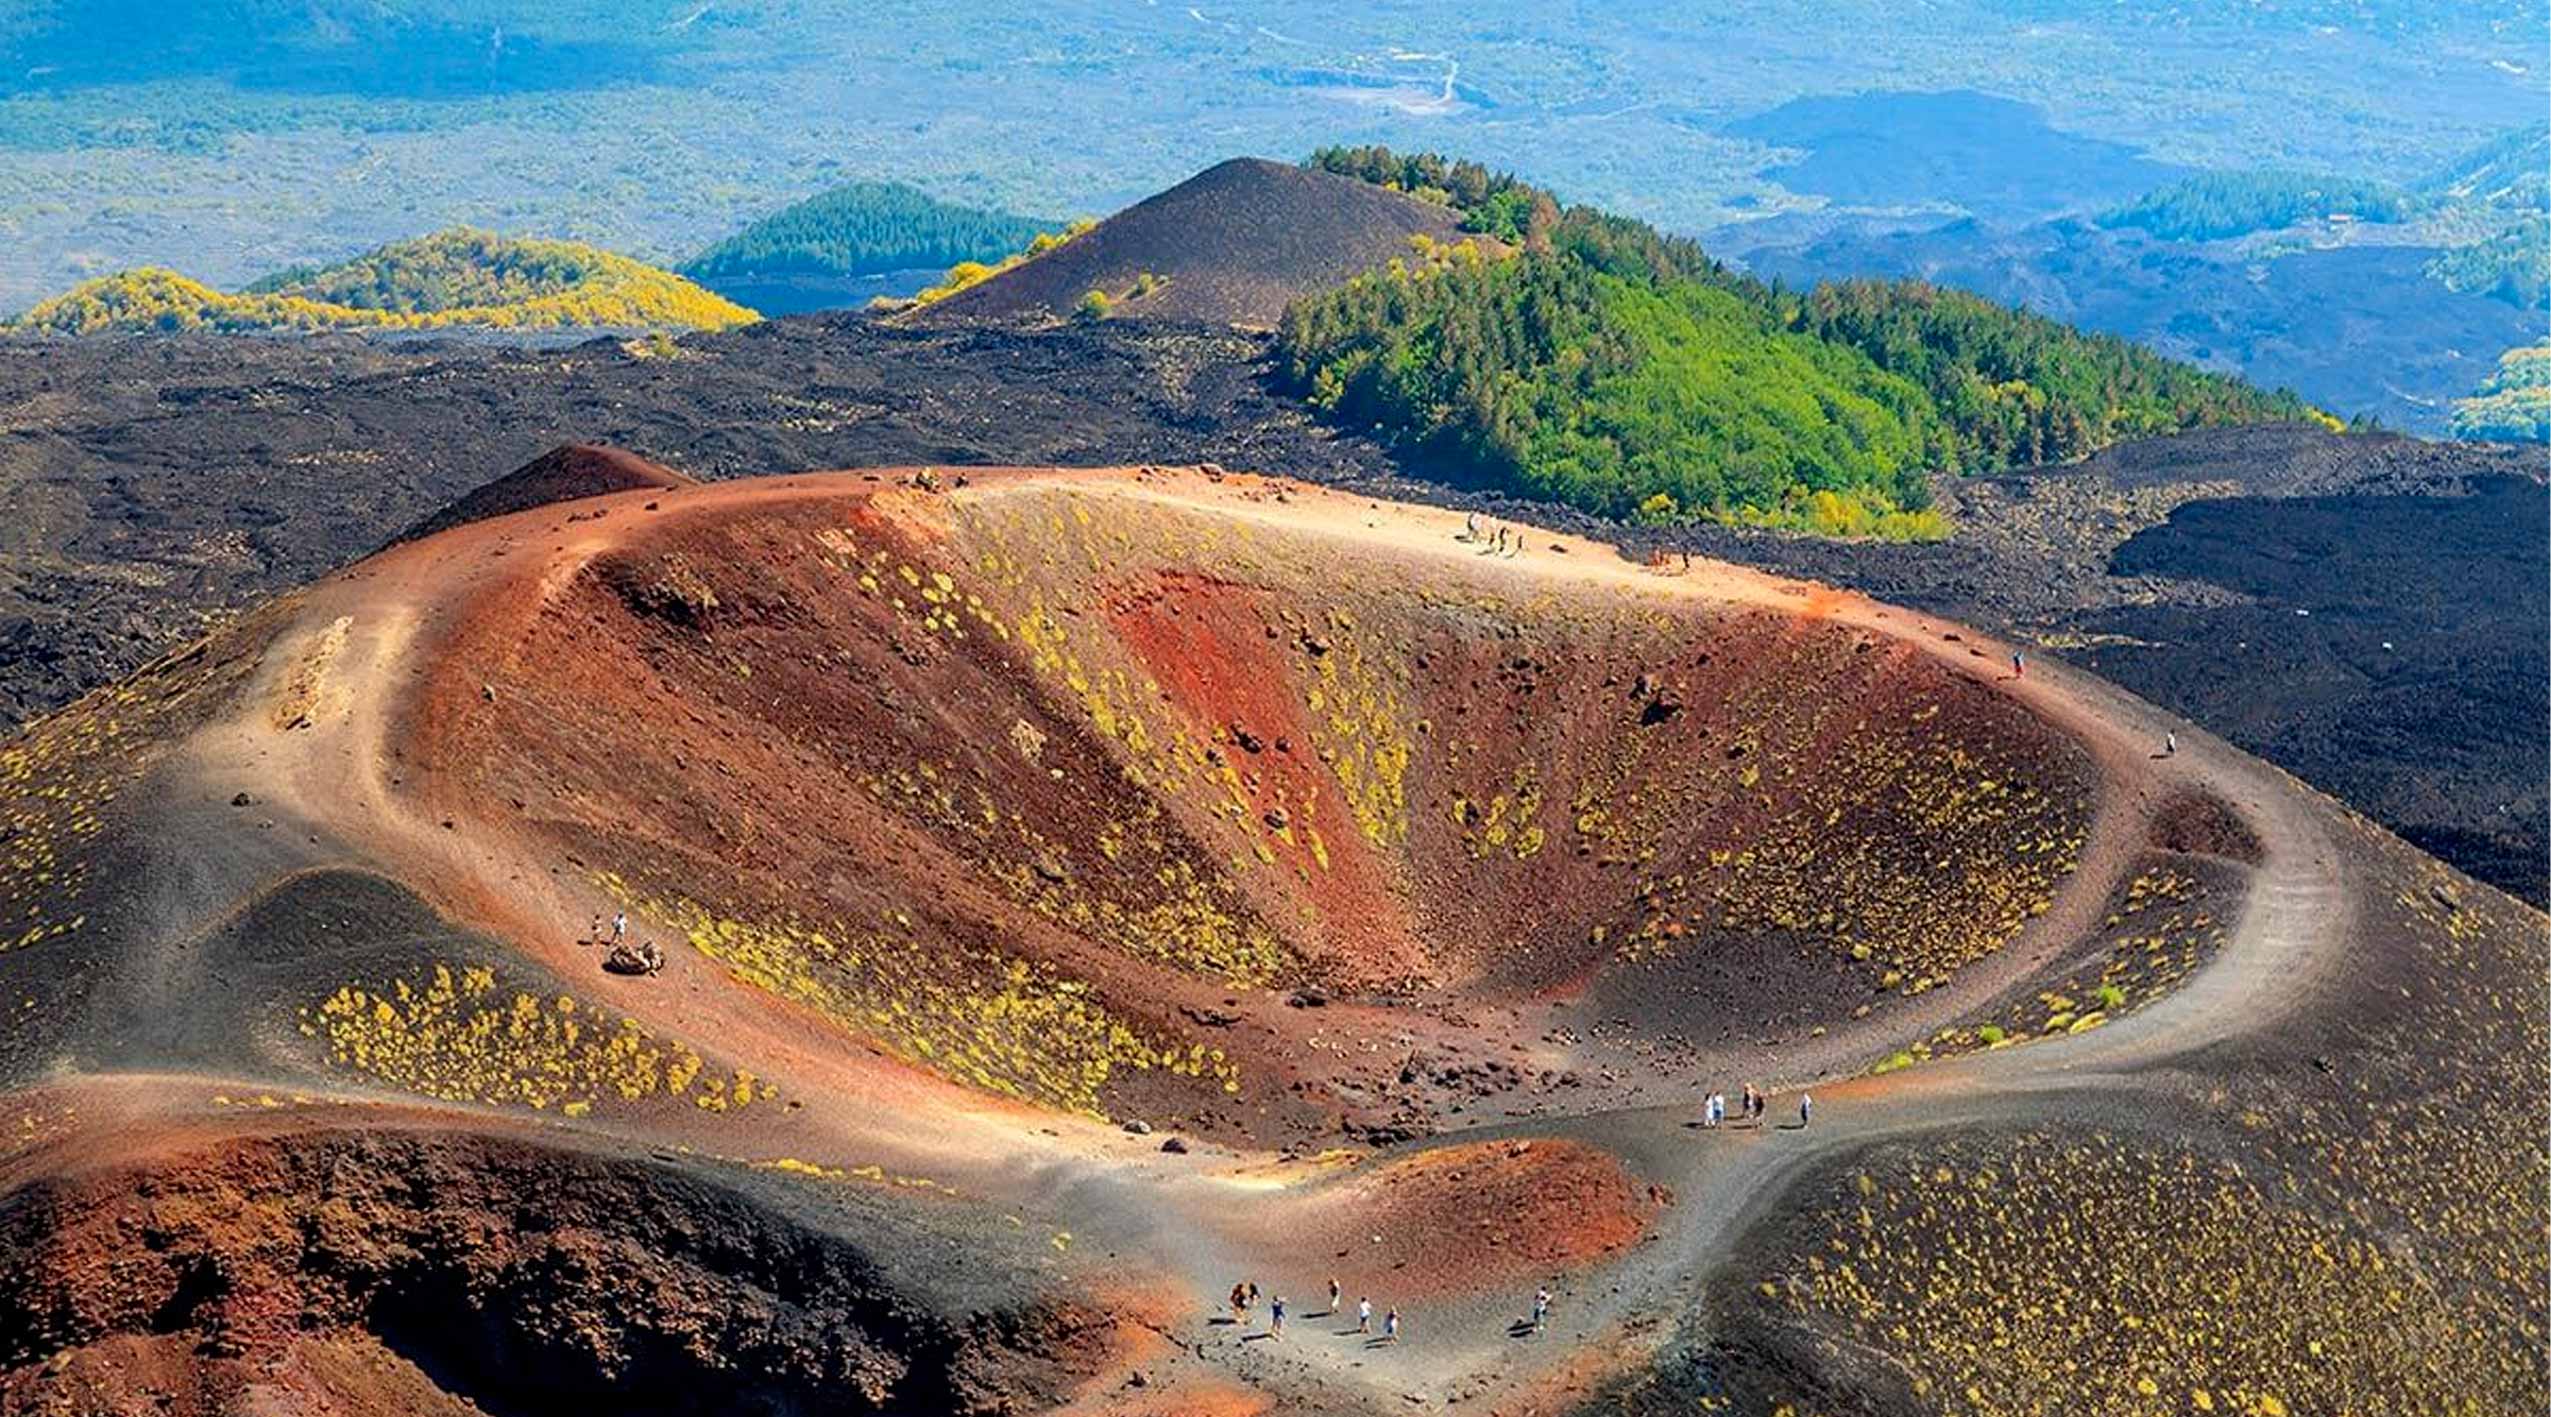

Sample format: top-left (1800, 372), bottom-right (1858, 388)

top-left (1699, 1083), bottom-right (1809, 1129)
top-left (1222, 1274), bottom-right (1564, 1351)
top-left (1226, 1278), bottom-right (1409, 1345)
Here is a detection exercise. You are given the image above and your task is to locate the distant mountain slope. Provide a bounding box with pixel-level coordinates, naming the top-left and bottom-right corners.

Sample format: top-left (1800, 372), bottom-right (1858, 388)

top-left (1743, 220), bottom-right (2538, 434)
top-left (681, 182), bottom-right (1061, 283)
top-left (393, 443), bottom-right (697, 546)
top-left (2418, 121), bottom-right (2550, 212)
top-left (1723, 90), bottom-right (2188, 224)
top-left (11, 230), bottom-right (756, 334)
top-left (911, 157), bottom-right (1472, 329)
top-left (2096, 170), bottom-right (2414, 241)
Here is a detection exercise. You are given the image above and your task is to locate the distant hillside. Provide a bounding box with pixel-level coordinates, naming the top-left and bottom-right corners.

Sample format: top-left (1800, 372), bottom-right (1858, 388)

top-left (12, 230), bottom-right (755, 334)
top-left (393, 443), bottom-right (697, 546)
top-left (2418, 124), bottom-right (2548, 311)
top-left (682, 182), bottom-right (1061, 283)
top-left (2418, 122), bottom-right (2549, 212)
top-left (2098, 170), bottom-right (2415, 241)
top-left (1289, 148), bottom-right (2319, 535)
top-left (911, 157), bottom-right (1473, 329)
top-left (1722, 90), bottom-right (2187, 224)
top-left (1740, 217), bottom-right (2538, 435)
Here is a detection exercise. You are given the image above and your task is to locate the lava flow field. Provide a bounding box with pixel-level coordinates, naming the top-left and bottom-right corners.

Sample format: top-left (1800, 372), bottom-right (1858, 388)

top-left (0, 465), bottom-right (2539, 1416)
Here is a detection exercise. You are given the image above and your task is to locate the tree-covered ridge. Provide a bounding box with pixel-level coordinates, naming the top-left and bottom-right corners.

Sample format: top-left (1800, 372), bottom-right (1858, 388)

top-left (15, 230), bottom-right (756, 333)
top-left (2451, 343), bottom-right (2551, 444)
top-left (680, 182), bottom-right (1061, 280)
top-left (1283, 225), bottom-right (1943, 535)
top-left (2417, 122), bottom-right (2549, 211)
top-left (1285, 149), bottom-right (2320, 537)
top-left (2098, 170), bottom-right (2416, 241)
top-left (1305, 146), bottom-right (1554, 242)
top-left (1790, 279), bottom-right (2327, 468)
top-left (2427, 212), bottom-right (2549, 311)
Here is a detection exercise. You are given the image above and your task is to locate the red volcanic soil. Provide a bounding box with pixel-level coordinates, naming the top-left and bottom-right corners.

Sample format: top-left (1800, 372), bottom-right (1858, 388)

top-left (912, 157), bottom-right (1476, 329)
top-left (1273, 1139), bottom-right (1663, 1300)
top-left (391, 442), bottom-right (695, 546)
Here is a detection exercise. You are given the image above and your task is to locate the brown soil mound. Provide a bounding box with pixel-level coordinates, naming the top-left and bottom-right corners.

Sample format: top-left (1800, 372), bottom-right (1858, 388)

top-left (1281, 1139), bottom-right (1662, 1299)
top-left (392, 442), bottom-right (695, 546)
top-left (912, 157), bottom-right (1473, 329)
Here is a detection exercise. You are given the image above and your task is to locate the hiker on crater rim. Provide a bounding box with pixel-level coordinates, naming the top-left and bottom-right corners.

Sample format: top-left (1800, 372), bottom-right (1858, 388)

top-left (1532, 1286), bottom-right (1551, 1333)
top-left (1799, 1092), bottom-right (1814, 1127)
top-left (1357, 1296), bottom-right (1373, 1333)
top-left (1383, 1308), bottom-right (1401, 1343)
top-left (612, 910), bottom-right (628, 942)
top-left (1270, 1294), bottom-right (1286, 1335)
top-left (1328, 1276), bottom-right (1341, 1313)
top-left (2165, 731), bottom-right (2178, 757)
top-left (2011, 650), bottom-right (2026, 678)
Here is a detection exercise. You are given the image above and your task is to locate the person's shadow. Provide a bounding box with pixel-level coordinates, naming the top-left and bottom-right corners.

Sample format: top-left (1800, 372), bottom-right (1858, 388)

top-left (1777, 1120), bottom-right (1806, 1131)
top-left (1507, 1319), bottom-right (1540, 1339)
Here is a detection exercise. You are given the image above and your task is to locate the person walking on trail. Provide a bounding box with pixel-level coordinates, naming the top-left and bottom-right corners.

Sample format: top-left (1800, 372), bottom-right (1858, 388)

top-left (2165, 731), bottom-right (2178, 757)
top-left (1799, 1092), bottom-right (1814, 1127)
top-left (1464, 512), bottom-right (1480, 542)
top-left (1383, 1308), bottom-right (1401, 1344)
top-left (2011, 650), bottom-right (2026, 678)
top-left (1532, 1287), bottom-right (1551, 1333)
top-left (1328, 1277), bottom-right (1342, 1314)
top-left (612, 911), bottom-right (628, 942)
top-left (1357, 1296), bottom-right (1373, 1333)
top-left (1270, 1295), bottom-right (1286, 1336)
top-left (1229, 1283), bottom-right (1247, 1322)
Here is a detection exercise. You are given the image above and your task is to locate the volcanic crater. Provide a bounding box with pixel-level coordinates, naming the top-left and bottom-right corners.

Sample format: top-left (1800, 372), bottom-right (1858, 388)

top-left (0, 464), bottom-right (2537, 1415)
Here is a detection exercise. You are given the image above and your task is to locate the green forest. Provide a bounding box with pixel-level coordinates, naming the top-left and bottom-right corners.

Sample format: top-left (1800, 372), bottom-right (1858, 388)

top-left (2099, 170), bottom-right (2415, 241)
top-left (1283, 152), bottom-right (2319, 537)
top-left (1306, 146), bottom-right (1554, 242)
top-left (681, 181), bottom-right (1061, 280)
top-left (2428, 213), bottom-right (2549, 310)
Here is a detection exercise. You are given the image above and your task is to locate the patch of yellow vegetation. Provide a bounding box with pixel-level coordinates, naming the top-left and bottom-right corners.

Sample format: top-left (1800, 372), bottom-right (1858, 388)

top-left (1302, 612), bottom-right (1414, 849)
top-left (597, 875), bottom-right (1239, 1116)
top-left (301, 962), bottom-right (765, 1114)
